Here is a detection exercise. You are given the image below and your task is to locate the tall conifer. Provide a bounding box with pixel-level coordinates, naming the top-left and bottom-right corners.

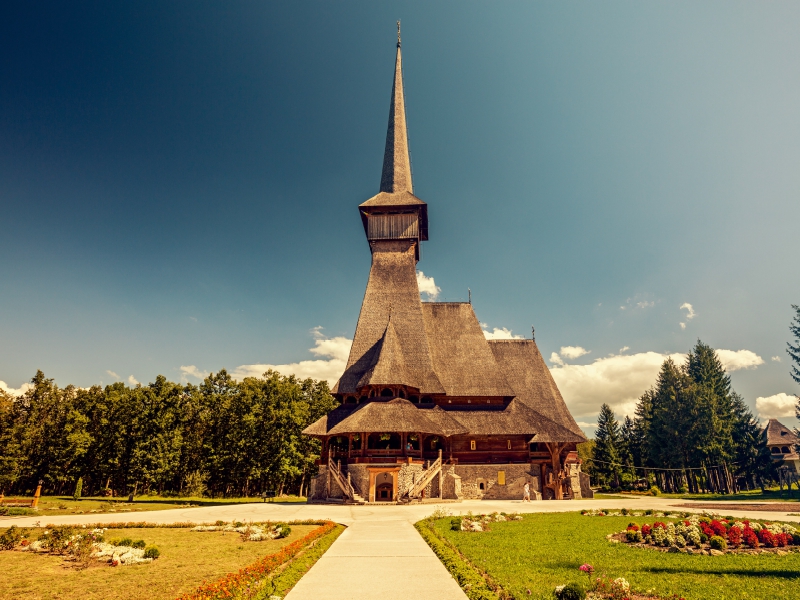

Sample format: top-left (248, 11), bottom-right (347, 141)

top-left (593, 403), bottom-right (622, 488)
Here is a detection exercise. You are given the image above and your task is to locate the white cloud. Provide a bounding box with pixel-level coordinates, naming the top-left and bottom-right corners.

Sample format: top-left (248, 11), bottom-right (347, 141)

top-left (416, 271), bottom-right (440, 300)
top-left (128, 375), bottom-right (139, 386)
top-left (482, 326), bottom-right (524, 340)
top-left (232, 328), bottom-right (353, 385)
top-left (756, 393), bottom-right (798, 419)
top-left (0, 380), bottom-right (33, 397)
top-left (637, 301), bottom-right (654, 309)
top-left (716, 349), bottom-right (764, 371)
top-left (771, 356), bottom-right (782, 363)
top-left (106, 370), bottom-right (119, 379)
top-left (679, 303), bottom-right (696, 329)
top-left (576, 422), bottom-right (598, 429)
top-left (560, 346), bottom-right (590, 359)
top-left (180, 365), bottom-right (209, 381)
top-left (550, 351), bottom-right (685, 419)
top-left (551, 345), bottom-right (766, 421)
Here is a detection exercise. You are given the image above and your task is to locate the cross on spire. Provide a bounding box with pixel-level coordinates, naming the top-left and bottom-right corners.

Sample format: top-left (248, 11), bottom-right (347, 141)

top-left (397, 20), bottom-right (401, 47)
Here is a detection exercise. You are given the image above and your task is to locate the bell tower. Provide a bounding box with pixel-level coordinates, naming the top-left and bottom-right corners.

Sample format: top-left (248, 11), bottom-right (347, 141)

top-left (358, 22), bottom-right (429, 262)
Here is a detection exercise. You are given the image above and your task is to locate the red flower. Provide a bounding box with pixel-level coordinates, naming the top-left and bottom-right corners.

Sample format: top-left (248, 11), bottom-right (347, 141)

top-left (641, 524), bottom-right (652, 536)
top-left (727, 526), bottom-right (742, 547)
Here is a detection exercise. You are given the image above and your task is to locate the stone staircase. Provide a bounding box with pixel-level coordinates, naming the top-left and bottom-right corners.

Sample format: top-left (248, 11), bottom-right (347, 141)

top-left (405, 451), bottom-right (442, 501)
top-left (327, 457), bottom-right (366, 504)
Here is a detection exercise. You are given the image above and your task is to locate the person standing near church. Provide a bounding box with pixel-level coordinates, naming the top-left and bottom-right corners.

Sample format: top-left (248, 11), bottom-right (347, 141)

top-left (523, 482), bottom-right (531, 502)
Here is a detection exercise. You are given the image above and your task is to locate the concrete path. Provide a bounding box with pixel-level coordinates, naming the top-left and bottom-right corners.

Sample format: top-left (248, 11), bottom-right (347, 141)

top-left (5, 498), bottom-right (800, 599)
top-left (285, 518), bottom-right (466, 600)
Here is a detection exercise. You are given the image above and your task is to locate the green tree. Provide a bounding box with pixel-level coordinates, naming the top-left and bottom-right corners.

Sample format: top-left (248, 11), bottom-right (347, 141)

top-left (593, 404), bottom-right (622, 488)
top-left (789, 305), bottom-right (800, 424)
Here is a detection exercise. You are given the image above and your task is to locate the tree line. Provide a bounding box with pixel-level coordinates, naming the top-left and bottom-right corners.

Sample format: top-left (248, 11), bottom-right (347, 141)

top-left (590, 340), bottom-right (775, 493)
top-left (0, 369), bottom-right (335, 498)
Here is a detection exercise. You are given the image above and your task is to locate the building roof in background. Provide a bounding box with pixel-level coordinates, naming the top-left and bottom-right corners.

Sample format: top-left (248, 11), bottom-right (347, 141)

top-left (764, 418), bottom-right (799, 446)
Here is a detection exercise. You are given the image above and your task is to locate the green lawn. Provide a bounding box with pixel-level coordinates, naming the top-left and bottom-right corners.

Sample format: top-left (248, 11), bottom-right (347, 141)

top-left (607, 487), bottom-right (799, 503)
top-left (2, 495), bottom-right (305, 517)
top-left (0, 524), bottom-right (318, 600)
top-left (428, 512), bottom-right (800, 600)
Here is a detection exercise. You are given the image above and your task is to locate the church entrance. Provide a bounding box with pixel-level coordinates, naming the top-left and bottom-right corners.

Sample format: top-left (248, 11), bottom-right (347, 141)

top-left (376, 482), bottom-right (393, 500)
top-left (367, 468), bottom-right (400, 502)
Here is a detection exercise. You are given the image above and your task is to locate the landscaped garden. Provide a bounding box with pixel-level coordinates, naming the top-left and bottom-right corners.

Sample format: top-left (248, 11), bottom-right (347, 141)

top-left (0, 520), bottom-right (342, 600)
top-left (0, 494), bottom-right (305, 517)
top-left (417, 510), bottom-right (800, 600)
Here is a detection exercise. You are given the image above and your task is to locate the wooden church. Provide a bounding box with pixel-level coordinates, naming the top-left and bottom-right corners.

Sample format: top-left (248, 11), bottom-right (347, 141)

top-left (303, 30), bottom-right (588, 503)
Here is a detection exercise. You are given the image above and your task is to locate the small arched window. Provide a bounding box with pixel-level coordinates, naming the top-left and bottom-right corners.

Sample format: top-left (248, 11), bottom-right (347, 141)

top-left (479, 482), bottom-right (485, 490)
top-left (771, 447), bottom-right (781, 454)
top-left (409, 395), bottom-right (419, 403)
top-left (421, 396), bottom-right (433, 404)
top-left (381, 388), bottom-right (393, 397)
top-left (398, 389), bottom-right (406, 398)
top-left (782, 447), bottom-right (790, 454)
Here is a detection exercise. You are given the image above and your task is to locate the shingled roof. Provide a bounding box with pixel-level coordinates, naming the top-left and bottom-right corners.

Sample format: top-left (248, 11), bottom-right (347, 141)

top-left (334, 241), bottom-right (444, 395)
top-left (489, 339), bottom-right (584, 437)
top-left (764, 418), bottom-right (799, 447)
top-left (327, 398), bottom-right (455, 435)
top-left (446, 399), bottom-right (584, 440)
top-left (302, 404), bottom-right (356, 437)
top-left (356, 315), bottom-right (416, 389)
top-left (421, 302), bottom-right (515, 398)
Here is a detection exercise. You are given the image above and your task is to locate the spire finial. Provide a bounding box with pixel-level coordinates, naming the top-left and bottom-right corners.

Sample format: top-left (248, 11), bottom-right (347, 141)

top-left (397, 20), bottom-right (401, 47)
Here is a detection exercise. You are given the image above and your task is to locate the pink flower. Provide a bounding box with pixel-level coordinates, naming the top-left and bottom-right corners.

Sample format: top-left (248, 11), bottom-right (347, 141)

top-left (579, 564), bottom-right (594, 574)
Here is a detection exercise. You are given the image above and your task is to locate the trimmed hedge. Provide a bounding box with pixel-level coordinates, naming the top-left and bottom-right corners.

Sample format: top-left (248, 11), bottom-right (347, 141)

top-left (414, 519), bottom-right (502, 600)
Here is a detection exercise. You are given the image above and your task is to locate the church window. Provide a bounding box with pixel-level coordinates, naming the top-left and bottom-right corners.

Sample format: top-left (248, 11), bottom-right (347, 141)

top-left (772, 447), bottom-right (781, 454)
top-left (381, 388), bottom-right (393, 397)
top-left (398, 389), bottom-right (406, 398)
top-left (470, 440), bottom-right (476, 450)
top-left (421, 396), bottom-right (432, 404)
top-left (479, 482), bottom-right (485, 490)
top-left (409, 395), bottom-right (419, 403)
top-left (782, 447), bottom-right (790, 453)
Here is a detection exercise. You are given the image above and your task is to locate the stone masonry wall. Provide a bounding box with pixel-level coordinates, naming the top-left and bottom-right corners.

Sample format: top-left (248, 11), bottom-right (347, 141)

top-left (455, 464), bottom-right (541, 500)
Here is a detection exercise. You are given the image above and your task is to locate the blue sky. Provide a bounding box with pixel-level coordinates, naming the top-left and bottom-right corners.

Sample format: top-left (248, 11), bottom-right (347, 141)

top-left (2, 2), bottom-right (798, 431)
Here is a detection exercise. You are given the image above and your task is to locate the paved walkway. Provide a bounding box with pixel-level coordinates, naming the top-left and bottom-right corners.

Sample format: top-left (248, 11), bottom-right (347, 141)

top-left (5, 498), bottom-right (800, 599)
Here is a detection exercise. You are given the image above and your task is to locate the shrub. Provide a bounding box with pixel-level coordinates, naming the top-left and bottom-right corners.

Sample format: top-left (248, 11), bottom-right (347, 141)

top-left (743, 528), bottom-right (759, 548)
top-left (143, 545), bottom-right (160, 559)
top-left (728, 526), bottom-right (742, 547)
top-left (709, 536), bottom-right (727, 551)
top-left (451, 518), bottom-right (463, 531)
top-left (274, 524), bottom-right (291, 539)
top-left (759, 530), bottom-right (778, 548)
top-left (626, 523), bottom-right (639, 531)
top-left (626, 530), bottom-right (643, 543)
top-left (555, 582), bottom-right (585, 600)
top-left (131, 539), bottom-right (146, 549)
top-left (793, 533), bottom-right (800, 546)
top-left (41, 526), bottom-right (77, 553)
top-left (118, 537), bottom-right (134, 547)
top-left (73, 476), bottom-right (83, 501)
top-left (649, 486), bottom-right (660, 496)
top-left (678, 485), bottom-right (689, 494)
top-left (641, 524), bottom-right (652, 536)
top-left (699, 533), bottom-right (709, 544)
top-left (0, 526), bottom-right (24, 550)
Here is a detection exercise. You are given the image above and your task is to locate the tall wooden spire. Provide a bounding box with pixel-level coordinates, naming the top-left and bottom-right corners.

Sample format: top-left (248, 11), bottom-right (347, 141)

top-left (380, 22), bottom-right (413, 194)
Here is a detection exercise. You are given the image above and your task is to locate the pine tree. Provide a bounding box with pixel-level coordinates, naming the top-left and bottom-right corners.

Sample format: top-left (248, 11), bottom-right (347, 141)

top-left (788, 305), bottom-right (800, 423)
top-left (619, 416), bottom-right (636, 480)
top-left (593, 404), bottom-right (622, 488)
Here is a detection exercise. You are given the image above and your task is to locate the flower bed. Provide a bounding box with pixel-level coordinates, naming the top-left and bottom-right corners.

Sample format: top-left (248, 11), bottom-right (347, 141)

top-left (176, 520), bottom-right (337, 600)
top-left (450, 512), bottom-right (523, 533)
top-left (605, 513), bottom-right (800, 555)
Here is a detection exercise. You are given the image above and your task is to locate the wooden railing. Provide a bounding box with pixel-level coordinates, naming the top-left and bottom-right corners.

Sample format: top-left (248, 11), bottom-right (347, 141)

top-left (328, 456), bottom-right (357, 501)
top-left (408, 450), bottom-right (442, 499)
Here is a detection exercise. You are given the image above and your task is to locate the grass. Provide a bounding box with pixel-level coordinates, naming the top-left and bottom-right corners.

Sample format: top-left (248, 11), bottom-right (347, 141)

top-left (265, 524), bottom-right (345, 598)
top-left (591, 487), bottom-right (800, 503)
top-left (2, 495), bottom-right (306, 517)
top-left (0, 524), bottom-right (317, 600)
top-left (425, 512), bottom-right (800, 600)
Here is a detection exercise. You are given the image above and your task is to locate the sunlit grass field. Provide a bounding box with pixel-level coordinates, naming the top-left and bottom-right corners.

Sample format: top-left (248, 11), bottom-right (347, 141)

top-left (430, 512), bottom-right (800, 600)
top-left (0, 524), bottom-right (318, 600)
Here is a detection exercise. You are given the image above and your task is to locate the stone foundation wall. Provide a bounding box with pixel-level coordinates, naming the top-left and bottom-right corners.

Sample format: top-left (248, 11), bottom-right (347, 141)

top-left (345, 464), bottom-right (370, 498)
top-left (579, 472), bottom-right (594, 499)
top-left (454, 464), bottom-right (541, 500)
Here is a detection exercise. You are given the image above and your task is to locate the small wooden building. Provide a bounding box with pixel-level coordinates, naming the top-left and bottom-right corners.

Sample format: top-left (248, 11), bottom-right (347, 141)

top-left (765, 418), bottom-right (800, 471)
top-left (303, 32), bottom-right (588, 503)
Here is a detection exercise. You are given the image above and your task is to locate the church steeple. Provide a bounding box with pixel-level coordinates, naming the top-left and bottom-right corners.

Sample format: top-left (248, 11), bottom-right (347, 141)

top-left (358, 26), bottom-right (429, 256)
top-left (380, 22), bottom-right (413, 194)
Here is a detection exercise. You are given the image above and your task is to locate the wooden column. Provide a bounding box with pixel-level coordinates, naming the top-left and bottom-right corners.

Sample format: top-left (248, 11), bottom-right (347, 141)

top-left (362, 432), bottom-right (367, 458)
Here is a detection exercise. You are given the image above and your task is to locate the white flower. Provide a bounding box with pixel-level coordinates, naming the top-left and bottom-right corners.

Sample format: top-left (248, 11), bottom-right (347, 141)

top-left (613, 577), bottom-right (630, 591)
top-left (555, 585), bottom-right (565, 592)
